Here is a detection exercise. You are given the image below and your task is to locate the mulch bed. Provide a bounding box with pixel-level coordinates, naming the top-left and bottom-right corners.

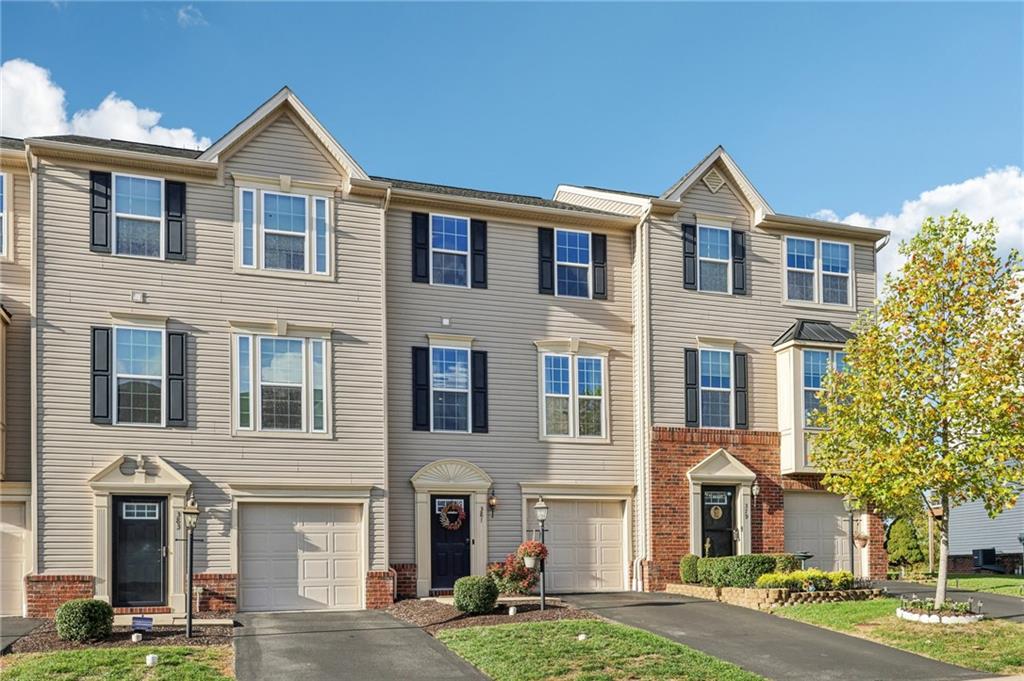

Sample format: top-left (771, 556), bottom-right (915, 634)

top-left (5, 621), bottom-right (233, 654)
top-left (388, 598), bottom-right (599, 635)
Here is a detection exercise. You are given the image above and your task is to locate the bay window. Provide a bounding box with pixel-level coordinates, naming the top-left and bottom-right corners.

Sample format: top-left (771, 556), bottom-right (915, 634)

top-left (541, 353), bottom-right (605, 438)
top-left (803, 349), bottom-right (847, 427)
top-left (237, 187), bottom-right (330, 276)
top-left (234, 334), bottom-right (328, 433)
top-left (785, 236), bottom-right (852, 306)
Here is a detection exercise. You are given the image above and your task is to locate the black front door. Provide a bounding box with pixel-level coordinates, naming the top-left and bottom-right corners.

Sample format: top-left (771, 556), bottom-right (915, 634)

top-left (112, 496), bottom-right (167, 607)
top-left (431, 495), bottom-right (471, 590)
top-left (701, 486), bottom-right (736, 557)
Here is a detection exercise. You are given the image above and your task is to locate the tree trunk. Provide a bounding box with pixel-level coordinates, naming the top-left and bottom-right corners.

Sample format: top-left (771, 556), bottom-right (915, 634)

top-left (935, 494), bottom-right (950, 607)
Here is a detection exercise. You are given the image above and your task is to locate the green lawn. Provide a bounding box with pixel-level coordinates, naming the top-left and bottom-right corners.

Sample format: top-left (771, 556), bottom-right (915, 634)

top-left (436, 619), bottom-right (763, 681)
top-left (927, 574), bottom-right (1024, 597)
top-left (776, 598), bottom-right (1024, 676)
top-left (0, 645), bottom-right (233, 681)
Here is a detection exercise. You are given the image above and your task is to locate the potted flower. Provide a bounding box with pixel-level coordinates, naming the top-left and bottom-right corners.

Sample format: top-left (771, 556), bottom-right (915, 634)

top-left (517, 540), bottom-right (548, 569)
top-left (854, 532), bottom-right (870, 549)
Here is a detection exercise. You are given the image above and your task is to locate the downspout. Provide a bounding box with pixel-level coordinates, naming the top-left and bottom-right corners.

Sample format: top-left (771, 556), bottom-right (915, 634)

top-left (379, 184), bottom-right (393, 599)
top-left (631, 204), bottom-right (654, 591)
top-left (25, 146), bottom-right (39, 590)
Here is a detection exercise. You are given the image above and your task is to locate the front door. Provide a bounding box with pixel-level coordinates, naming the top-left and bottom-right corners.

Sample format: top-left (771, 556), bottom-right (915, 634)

top-left (112, 496), bottom-right (167, 607)
top-left (701, 486), bottom-right (735, 557)
top-left (430, 495), bottom-right (471, 590)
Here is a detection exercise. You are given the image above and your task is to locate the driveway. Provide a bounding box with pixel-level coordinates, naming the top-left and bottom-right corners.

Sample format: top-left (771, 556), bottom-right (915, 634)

top-left (879, 580), bottom-right (1023, 623)
top-left (0, 617), bottom-right (44, 654)
top-left (564, 592), bottom-right (985, 681)
top-left (233, 610), bottom-right (486, 681)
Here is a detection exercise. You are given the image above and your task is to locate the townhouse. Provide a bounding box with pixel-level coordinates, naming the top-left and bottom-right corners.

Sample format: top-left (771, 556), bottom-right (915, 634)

top-left (0, 87), bottom-right (889, 619)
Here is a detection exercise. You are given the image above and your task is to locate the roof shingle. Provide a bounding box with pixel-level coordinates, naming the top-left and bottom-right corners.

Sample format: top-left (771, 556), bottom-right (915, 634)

top-left (773, 319), bottom-right (855, 347)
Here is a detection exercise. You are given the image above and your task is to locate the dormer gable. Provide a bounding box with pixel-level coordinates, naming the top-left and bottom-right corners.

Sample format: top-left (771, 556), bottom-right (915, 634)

top-left (661, 146), bottom-right (773, 225)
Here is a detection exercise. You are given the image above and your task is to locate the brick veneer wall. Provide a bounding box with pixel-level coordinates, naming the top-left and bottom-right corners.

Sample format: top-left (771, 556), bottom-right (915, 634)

top-left (391, 563), bottom-right (417, 599)
top-left (194, 573), bottom-right (237, 613)
top-left (365, 570), bottom-right (394, 609)
top-left (25, 575), bottom-right (95, 618)
top-left (948, 553), bottom-right (1021, 574)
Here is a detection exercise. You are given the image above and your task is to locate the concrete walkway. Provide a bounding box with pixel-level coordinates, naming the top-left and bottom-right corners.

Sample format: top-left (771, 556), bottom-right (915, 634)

top-left (0, 617), bottom-right (44, 654)
top-left (234, 610), bottom-right (486, 681)
top-left (564, 592), bottom-right (985, 681)
top-left (879, 580), bottom-right (1024, 623)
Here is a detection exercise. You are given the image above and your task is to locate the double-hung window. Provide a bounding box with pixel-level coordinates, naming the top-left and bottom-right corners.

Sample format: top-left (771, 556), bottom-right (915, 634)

top-left (541, 353), bottom-right (606, 438)
top-left (430, 215), bottom-right (469, 286)
top-left (803, 349), bottom-right (847, 427)
top-left (785, 237), bottom-right (852, 306)
top-left (0, 173), bottom-right (8, 258)
top-left (238, 188), bottom-right (330, 276)
top-left (555, 229), bottom-right (591, 298)
top-left (697, 226), bottom-right (731, 293)
top-left (820, 241), bottom-right (852, 305)
top-left (699, 348), bottom-right (732, 429)
top-left (113, 174), bottom-right (163, 258)
top-left (113, 327), bottom-right (165, 426)
top-left (234, 335), bottom-right (328, 433)
top-left (430, 347), bottom-right (471, 432)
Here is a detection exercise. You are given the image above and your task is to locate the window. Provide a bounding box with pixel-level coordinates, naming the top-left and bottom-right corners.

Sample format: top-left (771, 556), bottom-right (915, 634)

top-left (699, 348), bottom-right (732, 429)
top-left (430, 347), bottom-right (470, 432)
top-left (541, 353), bottom-right (605, 438)
top-left (263, 192), bottom-right (307, 271)
top-left (803, 349), bottom-right (847, 427)
top-left (122, 502), bottom-right (159, 520)
top-left (240, 190), bottom-right (255, 268)
top-left (785, 237), bottom-right (852, 306)
top-left (237, 188), bottom-right (330, 275)
top-left (0, 173), bottom-right (7, 258)
top-left (555, 229), bottom-right (591, 298)
top-left (698, 226), bottom-right (731, 293)
top-left (114, 174), bottom-right (163, 258)
top-left (114, 327), bottom-right (164, 426)
top-left (430, 215), bottom-right (469, 287)
top-left (235, 334), bottom-right (328, 433)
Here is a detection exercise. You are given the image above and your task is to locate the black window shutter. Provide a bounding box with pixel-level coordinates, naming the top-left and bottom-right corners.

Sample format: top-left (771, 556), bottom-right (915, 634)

top-left (412, 346), bottom-right (430, 430)
top-left (412, 213), bottom-right (430, 283)
top-left (165, 181), bottom-right (187, 261)
top-left (471, 219), bottom-right (487, 289)
top-left (538, 227), bottom-right (554, 294)
top-left (731, 230), bottom-right (746, 295)
top-left (684, 347), bottom-right (699, 428)
top-left (682, 223), bottom-right (697, 290)
top-left (734, 352), bottom-right (749, 429)
top-left (91, 327), bottom-right (112, 423)
top-left (90, 172), bottom-right (112, 253)
top-left (167, 332), bottom-right (188, 426)
top-left (471, 350), bottom-right (488, 432)
top-left (592, 233), bottom-right (608, 299)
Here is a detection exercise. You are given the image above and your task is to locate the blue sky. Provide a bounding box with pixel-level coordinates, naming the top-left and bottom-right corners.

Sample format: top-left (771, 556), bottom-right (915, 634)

top-left (2, 2), bottom-right (1022, 226)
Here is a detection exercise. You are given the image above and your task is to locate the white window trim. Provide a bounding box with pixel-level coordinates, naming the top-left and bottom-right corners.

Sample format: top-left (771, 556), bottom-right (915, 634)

top-left (0, 172), bottom-right (9, 260)
top-left (309, 338), bottom-right (327, 433)
top-left (698, 345), bottom-right (733, 430)
top-left (539, 351), bottom-right (608, 440)
top-left (428, 213), bottom-right (471, 288)
top-left (112, 173), bottom-right (165, 260)
top-left (783, 236), bottom-right (854, 308)
top-left (256, 335), bottom-right (307, 433)
top-left (261, 189), bottom-right (311, 274)
top-left (554, 228), bottom-right (593, 299)
top-left (239, 189), bottom-right (257, 269)
top-left (237, 187), bottom-right (333, 277)
top-left (784, 236), bottom-right (817, 304)
top-left (235, 335), bottom-right (254, 430)
top-left (429, 345), bottom-right (472, 433)
top-left (697, 224), bottom-right (732, 295)
top-left (575, 355), bottom-right (607, 439)
top-left (112, 325), bottom-right (166, 428)
top-left (542, 353), bottom-right (573, 438)
top-left (820, 240), bottom-right (852, 307)
top-left (312, 197), bottom-right (330, 276)
top-left (801, 347), bottom-right (846, 430)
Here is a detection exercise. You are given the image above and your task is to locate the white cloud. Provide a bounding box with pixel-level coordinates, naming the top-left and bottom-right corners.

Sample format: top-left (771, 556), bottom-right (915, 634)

top-left (0, 58), bottom-right (210, 149)
top-left (177, 4), bottom-right (207, 28)
top-left (812, 167), bottom-right (1024, 282)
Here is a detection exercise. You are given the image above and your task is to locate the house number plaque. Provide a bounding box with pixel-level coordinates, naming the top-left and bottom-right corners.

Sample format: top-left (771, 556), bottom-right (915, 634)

top-left (709, 505), bottom-right (723, 520)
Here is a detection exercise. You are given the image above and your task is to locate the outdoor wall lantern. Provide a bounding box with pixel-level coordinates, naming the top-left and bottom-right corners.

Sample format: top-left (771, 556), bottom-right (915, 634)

top-left (181, 494), bottom-right (201, 639)
top-left (488, 490), bottom-right (498, 517)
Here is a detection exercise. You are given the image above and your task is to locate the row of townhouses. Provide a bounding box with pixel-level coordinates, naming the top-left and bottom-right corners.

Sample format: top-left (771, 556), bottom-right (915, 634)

top-left (0, 88), bottom-right (889, 619)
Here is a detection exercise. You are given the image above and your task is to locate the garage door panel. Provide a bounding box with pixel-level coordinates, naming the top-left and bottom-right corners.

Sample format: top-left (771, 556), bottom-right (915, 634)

top-left (541, 500), bottom-right (625, 593)
top-left (784, 493), bottom-right (852, 574)
top-left (1, 503), bottom-right (27, 616)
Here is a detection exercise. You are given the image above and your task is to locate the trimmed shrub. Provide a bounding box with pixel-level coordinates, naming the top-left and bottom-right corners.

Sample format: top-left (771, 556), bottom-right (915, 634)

top-left (754, 568), bottom-right (857, 592)
top-left (453, 575), bottom-right (499, 614)
top-left (755, 572), bottom-right (803, 590)
top-left (769, 553), bottom-right (801, 573)
top-left (696, 556), bottom-right (730, 587)
top-left (827, 570), bottom-right (854, 590)
top-left (679, 554), bottom-right (700, 584)
top-left (55, 599), bottom-right (114, 642)
top-left (696, 554), bottom-right (778, 587)
top-left (487, 554), bottom-right (538, 595)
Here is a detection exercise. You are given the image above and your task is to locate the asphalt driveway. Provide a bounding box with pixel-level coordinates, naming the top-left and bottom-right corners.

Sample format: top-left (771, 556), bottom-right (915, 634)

top-left (234, 610), bottom-right (486, 681)
top-left (564, 592), bottom-right (985, 681)
top-left (0, 617), bottom-right (44, 654)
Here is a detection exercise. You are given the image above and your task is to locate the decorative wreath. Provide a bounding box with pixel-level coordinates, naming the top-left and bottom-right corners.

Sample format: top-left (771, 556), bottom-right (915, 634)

top-left (438, 502), bottom-right (466, 531)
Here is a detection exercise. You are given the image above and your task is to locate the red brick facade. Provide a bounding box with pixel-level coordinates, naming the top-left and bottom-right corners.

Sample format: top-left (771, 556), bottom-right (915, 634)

top-left (948, 553), bottom-right (1021, 574)
top-left (25, 575), bottom-right (95, 618)
top-left (365, 570), bottom-right (395, 609)
top-left (391, 563), bottom-right (417, 599)
top-left (194, 573), bottom-right (237, 614)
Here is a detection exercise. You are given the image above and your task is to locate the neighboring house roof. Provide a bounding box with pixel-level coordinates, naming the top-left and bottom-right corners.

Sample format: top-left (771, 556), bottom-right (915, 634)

top-left (660, 145), bottom-right (774, 223)
top-left (773, 319), bottom-right (856, 347)
top-left (32, 135), bottom-right (203, 159)
top-left (582, 185), bottom-right (656, 199)
top-left (1, 136), bottom-right (26, 151)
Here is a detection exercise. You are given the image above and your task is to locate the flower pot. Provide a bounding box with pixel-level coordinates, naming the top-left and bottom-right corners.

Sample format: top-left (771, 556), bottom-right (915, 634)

top-left (854, 534), bottom-right (869, 549)
top-left (523, 556), bottom-right (537, 569)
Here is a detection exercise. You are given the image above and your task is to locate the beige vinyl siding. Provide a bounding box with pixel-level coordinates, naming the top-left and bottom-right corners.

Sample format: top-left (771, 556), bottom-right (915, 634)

top-left (553, 190), bottom-right (646, 217)
top-left (224, 112), bottom-right (342, 185)
top-left (386, 207), bottom-right (635, 563)
top-left (649, 163), bottom-right (875, 430)
top-left (0, 166), bottom-right (32, 482)
top-left (33, 121), bottom-right (388, 574)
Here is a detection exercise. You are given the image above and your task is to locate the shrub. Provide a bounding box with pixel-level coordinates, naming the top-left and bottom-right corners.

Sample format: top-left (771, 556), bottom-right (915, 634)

top-left (755, 572), bottom-right (803, 590)
top-left (453, 575), bottom-right (499, 614)
top-left (827, 570), bottom-right (854, 590)
top-left (696, 554), bottom-right (778, 587)
top-left (754, 569), bottom-right (857, 592)
top-left (55, 599), bottom-right (114, 642)
top-left (769, 553), bottom-right (801, 573)
top-left (696, 556), bottom-right (730, 586)
top-left (487, 554), bottom-right (538, 595)
top-left (679, 554), bottom-right (700, 584)
top-left (516, 540), bottom-right (548, 560)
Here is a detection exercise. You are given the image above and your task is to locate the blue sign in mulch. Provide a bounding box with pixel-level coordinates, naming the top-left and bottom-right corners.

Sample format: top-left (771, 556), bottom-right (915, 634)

top-left (131, 616), bottom-right (154, 632)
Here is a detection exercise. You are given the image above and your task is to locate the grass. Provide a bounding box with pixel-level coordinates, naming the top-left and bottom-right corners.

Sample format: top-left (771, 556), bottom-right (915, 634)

top-left (776, 598), bottom-right (1024, 676)
top-left (436, 619), bottom-right (763, 681)
top-left (0, 645), bottom-right (233, 681)
top-left (927, 574), bottom-right (1024, 597)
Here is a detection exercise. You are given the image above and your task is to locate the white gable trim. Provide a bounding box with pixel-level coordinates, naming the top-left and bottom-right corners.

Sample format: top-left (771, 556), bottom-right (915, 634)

top-left (661, 146), bottom-right (773, 224)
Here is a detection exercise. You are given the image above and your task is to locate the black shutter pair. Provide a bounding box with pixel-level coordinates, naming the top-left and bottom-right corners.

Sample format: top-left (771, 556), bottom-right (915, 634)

top-left (89, 171), bottom-right (186, 259)
top-left (412, 347), bottom-right (488, 432)
top-left (683, 348), bottom-right (749, 429)
top-left (90, 327), bottom-right (188, 426)
top-left (411, 212), bottom-right (487, 288)
top-left (681, 223), bottom-right (746, 295)
top-left (537, 228), bottom-right (608, 299)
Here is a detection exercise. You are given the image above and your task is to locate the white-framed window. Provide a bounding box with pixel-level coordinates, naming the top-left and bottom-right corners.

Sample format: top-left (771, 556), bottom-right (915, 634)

top-left (113, 173), bottom-right (164, 259)
top-left (430, 346), bottom-right (471, 432)
top-left (234, 334), bottom-right (328, 433)
top-left (803, 348), bottom-right (847, 428)
top-left (113, 326), bottom-right (165, 426)
top-left (785, 236), bottom-right (852, 306)
top-left (555, 229), bottom-right (591, 298)
top-left (698, 225), bottom-right (731, 293)
top-left (237, 188), bottom-right (331, 276)
top-left (0, 172), bottom-right (8, 258)
top-left (699, 347), bottom-right (732, 429)
top-left (430, 214), bottom-right (470, 287)
top-left (122, 502), bottom-right (159, 520)
top-left (541, 353), bottom-right (606, 438)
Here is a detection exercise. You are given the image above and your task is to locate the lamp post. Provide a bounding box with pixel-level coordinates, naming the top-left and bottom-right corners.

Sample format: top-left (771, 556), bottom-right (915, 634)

top-left (842, 495), bottom-right (858, 575)
top-left (534, 497), bottom-right (548, 611)
top-left (181, 493), bottom-right (201, 639)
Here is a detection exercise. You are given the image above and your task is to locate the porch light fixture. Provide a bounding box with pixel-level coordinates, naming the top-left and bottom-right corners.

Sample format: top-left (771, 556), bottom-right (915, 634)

top-left (842, 495), bottom-right (858, 575)
top-left (533, 496), bottom-right (548, 523)
top-left (534, 497), bottom-right (549, 610)
top-left (488, 491), bottom-right (498, 517)
top-left (182, 493), bottom-right (201, 638)
top-left (182, 494), bottom-right (200, 531)
top-left (751, 482), bottom-right (760, 498)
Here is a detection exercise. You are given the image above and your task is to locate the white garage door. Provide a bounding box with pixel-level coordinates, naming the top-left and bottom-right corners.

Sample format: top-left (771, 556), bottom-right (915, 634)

top-left (0, 502), bottom-right (27, 616)
top-left (239, 503), bottom-right (363, 612)
top-left (541, 499), bottom-right (625, 593)
top-left (784, 492), bottom-right (853, 574)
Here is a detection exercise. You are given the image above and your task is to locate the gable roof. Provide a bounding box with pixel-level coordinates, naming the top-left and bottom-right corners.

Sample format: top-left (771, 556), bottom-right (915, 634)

top-left (33, 135), bottom-right (203, 159)
top-left (773, 319), bottom-right (856, 347)
top-left (660, 145), bottom-right (774, 224)
top-left (198, 87), bottom-right (368, 180)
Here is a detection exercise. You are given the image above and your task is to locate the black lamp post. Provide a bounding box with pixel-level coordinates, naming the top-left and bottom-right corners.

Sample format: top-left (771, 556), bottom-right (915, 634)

top-left (181, 493), bottom-right (201, 639)
top-left (534, 497), bottom-right (548, 611)
top-left (842, 495), bottom-right (858, 575)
